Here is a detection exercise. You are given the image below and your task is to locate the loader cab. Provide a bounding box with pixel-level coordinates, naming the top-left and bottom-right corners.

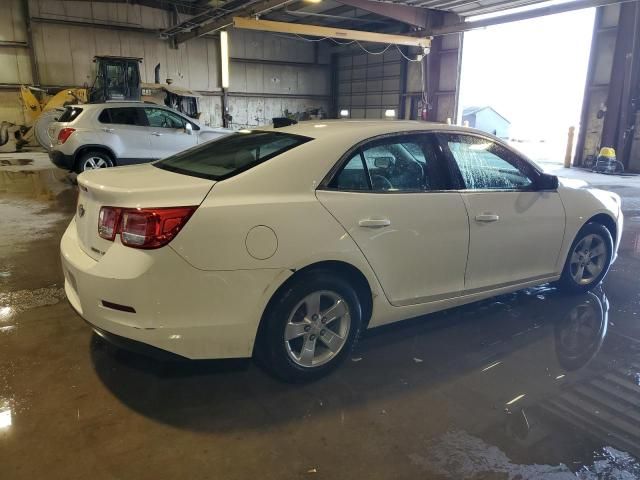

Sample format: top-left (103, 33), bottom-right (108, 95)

top-left (89, 56), bottom-right (142, 103)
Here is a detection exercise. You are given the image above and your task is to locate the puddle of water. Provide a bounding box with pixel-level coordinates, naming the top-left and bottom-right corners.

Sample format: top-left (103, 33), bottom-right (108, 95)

top-left (410, 430), bottom-right (640, 479)
top-left (0, 158), bottom-right (33, 166)
top-left (0, 169), bottom-right (69, 200)
top-left (0, 287), bottom-right (66, 323)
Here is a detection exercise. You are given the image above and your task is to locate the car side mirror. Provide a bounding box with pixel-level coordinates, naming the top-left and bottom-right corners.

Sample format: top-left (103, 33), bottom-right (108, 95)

top-left (536, 173), bottom-right (559, 190)
top-left (184, 123), bottom-right (193, 135)
top-left (374, 156), bottom-right (393, 169)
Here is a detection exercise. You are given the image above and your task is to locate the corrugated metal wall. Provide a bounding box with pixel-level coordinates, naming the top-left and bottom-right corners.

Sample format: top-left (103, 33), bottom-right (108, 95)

top-left (0, 0), bottom-right (331, 128)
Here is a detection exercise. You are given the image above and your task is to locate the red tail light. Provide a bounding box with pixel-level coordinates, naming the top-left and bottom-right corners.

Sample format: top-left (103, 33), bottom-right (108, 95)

top-left (57, 127), bottom-right (76, 144)
top-left (98, 206), bottom-right (197, 249)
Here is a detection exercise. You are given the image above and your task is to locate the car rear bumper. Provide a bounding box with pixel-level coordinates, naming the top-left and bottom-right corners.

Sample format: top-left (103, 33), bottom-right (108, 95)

top-left (49, 150), bottom-right (74, 170)
top-left (60, 218), bottom-right (288, 359)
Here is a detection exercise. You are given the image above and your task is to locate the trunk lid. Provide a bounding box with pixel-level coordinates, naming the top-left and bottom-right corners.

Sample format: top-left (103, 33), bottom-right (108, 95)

top-left (75, 164), bottom-right (215, 260)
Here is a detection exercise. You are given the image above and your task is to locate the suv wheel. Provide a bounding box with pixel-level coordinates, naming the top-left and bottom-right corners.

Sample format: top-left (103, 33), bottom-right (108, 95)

top-left (256, 271), bottom-right (363, 382)
top-left (76, 150), bottom-right (114, 174)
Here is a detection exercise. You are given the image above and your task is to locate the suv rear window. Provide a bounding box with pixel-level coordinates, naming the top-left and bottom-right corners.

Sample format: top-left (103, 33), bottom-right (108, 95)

top-left (98, 108), bottom-right (143, 126)
top-left (57, 107), bottom-right (83, 123)
top-left (154, 131), bottom-right (312, 180)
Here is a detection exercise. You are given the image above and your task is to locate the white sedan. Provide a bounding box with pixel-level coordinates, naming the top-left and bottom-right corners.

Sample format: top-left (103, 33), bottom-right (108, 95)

top-left (60, 121), bottom-right (623, 381)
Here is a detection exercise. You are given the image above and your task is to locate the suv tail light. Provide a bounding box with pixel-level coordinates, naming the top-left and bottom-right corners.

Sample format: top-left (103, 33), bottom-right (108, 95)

top-left (98, 206), bottom-right (197, 249)
top-left (57, 127), bottom-right (76, 144)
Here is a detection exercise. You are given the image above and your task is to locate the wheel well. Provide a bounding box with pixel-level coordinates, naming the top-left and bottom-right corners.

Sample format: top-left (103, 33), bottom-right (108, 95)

top-left (74, 146), bottom-right (116, 166)
top-left (587, 213), bottom-right (617, 243)
top-left (255, 261), bottom-right (374, 350)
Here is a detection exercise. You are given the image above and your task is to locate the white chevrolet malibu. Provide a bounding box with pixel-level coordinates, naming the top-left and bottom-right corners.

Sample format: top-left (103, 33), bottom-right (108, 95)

top-left (61, 121), bottom-right (623, 381)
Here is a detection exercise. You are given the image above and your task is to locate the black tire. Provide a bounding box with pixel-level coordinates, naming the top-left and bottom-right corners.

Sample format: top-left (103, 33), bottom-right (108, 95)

top-left (256, 270), bottom-right (363, 382)
top-left (559, 222), bottom-right (613, 294)
top-left (75, 150), bottom-right (114, 174)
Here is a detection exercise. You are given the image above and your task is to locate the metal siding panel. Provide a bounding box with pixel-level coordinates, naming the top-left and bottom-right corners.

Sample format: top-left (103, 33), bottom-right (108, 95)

top-left (601, 3), bottom-right (620, 28)
top-left (351, 81), bottom-right (366, 93)
top-left (230, 63), bottom-right (248, 92)
top-left (593, 33), bottom-right (616, 85)
top-left (351, 95), bottom-right (365, 106)
top-left (366, 93), bottom-right (382, 106)
top-left (186, 39), bottom-right (209, 90)
top-left (438, 53), bottom-right (459, 91)
top-left (36, 24), bottom-right (74, 85)
top-left (406, 61), bottom-right (422, 93)
top-left (245, 63), bottom-right (263, 92)
top-left (367, 79), bottom-right (383, 92)
top-left (68, 27), bottom-right (95, 85)
top-left (206, 38), bottom-right (220, 91)
top-left (382, 93), bottom-right (399, 105)
top-left (383, 78), bottom-right (401, 91)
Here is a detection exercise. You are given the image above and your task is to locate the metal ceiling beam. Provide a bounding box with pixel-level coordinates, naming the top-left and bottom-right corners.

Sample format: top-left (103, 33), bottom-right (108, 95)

top-left (280, 9), bottom-right (390, 24)
top-left (174, 0), bottom-right (296, 43)
top-left (332, 0), bottom-right (429, 27)
top-left (431, 0), bottom-right (635, 35)
top-left (232, 16), bottom-right (431, 46)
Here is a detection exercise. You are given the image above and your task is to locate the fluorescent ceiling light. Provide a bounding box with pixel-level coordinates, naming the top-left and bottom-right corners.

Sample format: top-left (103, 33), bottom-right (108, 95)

top-left (220, 31), bottom-right (230, 89)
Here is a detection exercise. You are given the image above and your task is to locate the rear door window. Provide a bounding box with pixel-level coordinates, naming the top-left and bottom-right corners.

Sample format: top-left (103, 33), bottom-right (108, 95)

top-left (154, 130), bottom-right (312, 180)
top-left (99, 108), bottom-right (145, 126)
top-left (330, 134), bottom-right (452, 192)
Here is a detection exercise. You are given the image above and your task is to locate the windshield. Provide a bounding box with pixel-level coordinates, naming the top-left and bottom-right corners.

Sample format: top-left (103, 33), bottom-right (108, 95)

top-left (154, 131), bottom-right (312, 180)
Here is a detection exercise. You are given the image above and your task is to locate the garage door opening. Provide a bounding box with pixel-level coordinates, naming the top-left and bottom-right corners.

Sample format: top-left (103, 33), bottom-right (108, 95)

top-left (458, 7), bottom-right (596, 168)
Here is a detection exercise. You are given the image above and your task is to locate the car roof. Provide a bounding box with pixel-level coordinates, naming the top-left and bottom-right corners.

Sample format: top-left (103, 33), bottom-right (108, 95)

top-left (67, 102), bottom-right (170, 109)
top-left (261, 119), bottom-right (499, 144)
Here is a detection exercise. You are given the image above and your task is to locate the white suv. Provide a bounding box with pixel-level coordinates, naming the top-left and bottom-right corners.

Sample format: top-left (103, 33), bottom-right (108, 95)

top-left (48, 102), bottom-right (230, 173)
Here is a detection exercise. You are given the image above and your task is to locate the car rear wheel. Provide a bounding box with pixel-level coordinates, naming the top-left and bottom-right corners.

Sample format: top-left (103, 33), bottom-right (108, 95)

top-left (559, 222), bottom-right (613, 293)
top-left (76, 150), bottom-right (114, 174)
top-left (256, 271), bottom-right (362, 382)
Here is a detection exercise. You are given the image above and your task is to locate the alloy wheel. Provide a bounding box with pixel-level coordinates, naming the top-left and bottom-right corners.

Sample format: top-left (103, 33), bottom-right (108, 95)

top-left (569, 234), bottom-right (607, 285)
top-left (83, 156), bottom-right (109, 170)
top-left (284, 290), bottom-right (351, 368)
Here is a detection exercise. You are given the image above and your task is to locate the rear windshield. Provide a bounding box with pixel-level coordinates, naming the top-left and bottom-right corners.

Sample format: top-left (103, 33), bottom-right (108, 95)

top-left (58, 107), bottom-right (83, 123)
top-left (154, 131), bottom-right (312, 180)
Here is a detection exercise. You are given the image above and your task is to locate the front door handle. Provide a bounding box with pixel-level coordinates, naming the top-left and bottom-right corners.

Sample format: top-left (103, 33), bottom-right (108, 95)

top-left (151, 132), bottom-right (163, 136)
top-left (475, 213), bottom-right (500, 223)
top-left (102, 128), bottom-right (114, 133)
top-left (359, 218), bottom-right (391, 228)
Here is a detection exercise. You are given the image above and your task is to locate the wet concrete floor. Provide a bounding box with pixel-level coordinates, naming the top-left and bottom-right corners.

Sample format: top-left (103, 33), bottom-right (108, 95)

top-left (2, 154), bottom-right (640, 479)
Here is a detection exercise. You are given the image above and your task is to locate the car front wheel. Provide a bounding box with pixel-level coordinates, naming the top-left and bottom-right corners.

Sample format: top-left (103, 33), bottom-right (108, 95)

top-left (257, 271), bottom-right (363, 382)
top-left (559, 222), bottom-right (613, 293)
top-left (76, 150), bottom-right (114, 174)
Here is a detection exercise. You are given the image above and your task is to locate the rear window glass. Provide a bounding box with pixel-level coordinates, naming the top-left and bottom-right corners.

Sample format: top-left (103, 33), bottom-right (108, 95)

top-left (58, 107), bottom-right (83, 123)
top-left (154, 131), bottom-right (312, 180)
top-left (98, 108), bottom-right (142, 126)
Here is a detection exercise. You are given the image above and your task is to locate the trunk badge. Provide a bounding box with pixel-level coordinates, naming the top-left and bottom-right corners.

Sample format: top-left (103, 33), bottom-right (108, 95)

top-left (77, 204), bottom-right (85, 218)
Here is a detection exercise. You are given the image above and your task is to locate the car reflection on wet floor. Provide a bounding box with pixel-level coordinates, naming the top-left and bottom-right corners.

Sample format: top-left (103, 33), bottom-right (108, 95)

top-left (2, 155), bottom-right (640, 479)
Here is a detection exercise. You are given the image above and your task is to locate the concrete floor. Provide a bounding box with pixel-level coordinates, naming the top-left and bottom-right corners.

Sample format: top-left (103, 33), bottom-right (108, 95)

top-left (2, 153), bottom-right (640, 479)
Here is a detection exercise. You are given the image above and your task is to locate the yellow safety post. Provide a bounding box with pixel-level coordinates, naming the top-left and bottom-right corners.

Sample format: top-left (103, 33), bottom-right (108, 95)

top-left (564, 126), bottom-right (575, 168)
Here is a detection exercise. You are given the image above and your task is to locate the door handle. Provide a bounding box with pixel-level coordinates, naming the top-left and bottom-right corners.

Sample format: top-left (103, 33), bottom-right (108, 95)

top-left (358, 218), bottom-right (391, 228)
top-left (151, 132), bottom-right (163, 136)
top-left (475, 213), bottom-right (500, 223)
top-left (102, 128), bottom-right (114, 133)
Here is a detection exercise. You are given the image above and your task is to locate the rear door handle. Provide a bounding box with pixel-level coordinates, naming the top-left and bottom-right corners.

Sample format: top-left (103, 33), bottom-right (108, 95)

top-left (475, 213), bottom-right (500, 223)
top-left (151, 132), bottom-right (163, 136)
top-left (102, 128), bottom-right (114, 133)
top-left (358, 218), bottom-right (391, 228)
